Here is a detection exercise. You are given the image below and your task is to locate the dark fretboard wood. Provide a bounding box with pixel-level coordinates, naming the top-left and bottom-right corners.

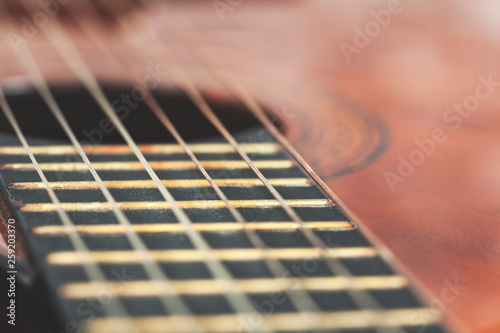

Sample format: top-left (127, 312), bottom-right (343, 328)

top-left (0, 128), bottom-right (447, 333)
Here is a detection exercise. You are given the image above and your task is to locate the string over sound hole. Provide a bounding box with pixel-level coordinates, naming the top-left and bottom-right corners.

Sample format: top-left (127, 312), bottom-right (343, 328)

top-left (0, 82), bottom-right (268, 145)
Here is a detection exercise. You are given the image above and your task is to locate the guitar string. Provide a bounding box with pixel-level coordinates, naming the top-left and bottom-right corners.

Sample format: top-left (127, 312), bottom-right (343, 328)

top-left (9, 2), bottom-right (203, 332)
top-left (13, 37), bottom-right (203, 333)
top-left (131, 1), bottom-right (404, 332)
top-left (0, 87), bottom-right (134, 333)
top-left (19, 3), bottom-right (274, 332)
top-left (83, 1), bottom-right (327, 329)
top-left (0, 3), bottom-right (139, 333)
top-left (2, 1), bottom-right (406, 330)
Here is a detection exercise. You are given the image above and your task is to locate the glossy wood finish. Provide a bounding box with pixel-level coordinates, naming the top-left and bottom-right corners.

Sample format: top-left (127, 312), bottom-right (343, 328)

top-left (213, 2), bottom-right (499, 332)
top-left (0, 1), bottom-right (499, 332)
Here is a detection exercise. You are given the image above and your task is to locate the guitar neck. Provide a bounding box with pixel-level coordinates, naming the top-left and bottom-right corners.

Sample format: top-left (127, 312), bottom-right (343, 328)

top-left (0, 119), bottom-right (446, 333)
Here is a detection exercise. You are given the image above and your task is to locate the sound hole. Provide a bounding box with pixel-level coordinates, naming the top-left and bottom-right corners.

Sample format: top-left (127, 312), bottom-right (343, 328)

top-left (0, 81), bottom-right (270, 145)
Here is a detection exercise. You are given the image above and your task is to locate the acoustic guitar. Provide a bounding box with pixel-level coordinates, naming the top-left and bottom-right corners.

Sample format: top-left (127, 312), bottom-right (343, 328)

top-left (0, 1), bottom-right (498, 333)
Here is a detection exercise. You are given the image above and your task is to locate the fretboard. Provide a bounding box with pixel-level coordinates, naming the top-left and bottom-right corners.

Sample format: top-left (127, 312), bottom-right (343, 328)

top-left (0, 130), bottom-right (447, 333)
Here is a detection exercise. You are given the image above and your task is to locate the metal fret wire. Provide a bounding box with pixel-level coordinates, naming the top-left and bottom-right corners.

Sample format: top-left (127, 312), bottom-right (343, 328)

top-left (130, 0), bottom-right (405, 332)
top-left (78, 1), bottom-right (326, 329)
top-left (15, 2), bottom-right (273, 332)
top-left (0, 87), bottom-right (136, 333)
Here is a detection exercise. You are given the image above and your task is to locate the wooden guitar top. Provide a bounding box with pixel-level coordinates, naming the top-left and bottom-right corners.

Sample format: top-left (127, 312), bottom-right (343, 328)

top-left (178, 1), bottom-right (499, 332)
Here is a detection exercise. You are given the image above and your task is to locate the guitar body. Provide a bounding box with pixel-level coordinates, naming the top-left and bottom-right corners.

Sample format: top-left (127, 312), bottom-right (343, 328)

top-left (0, 1), bottom-right (499, 333)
